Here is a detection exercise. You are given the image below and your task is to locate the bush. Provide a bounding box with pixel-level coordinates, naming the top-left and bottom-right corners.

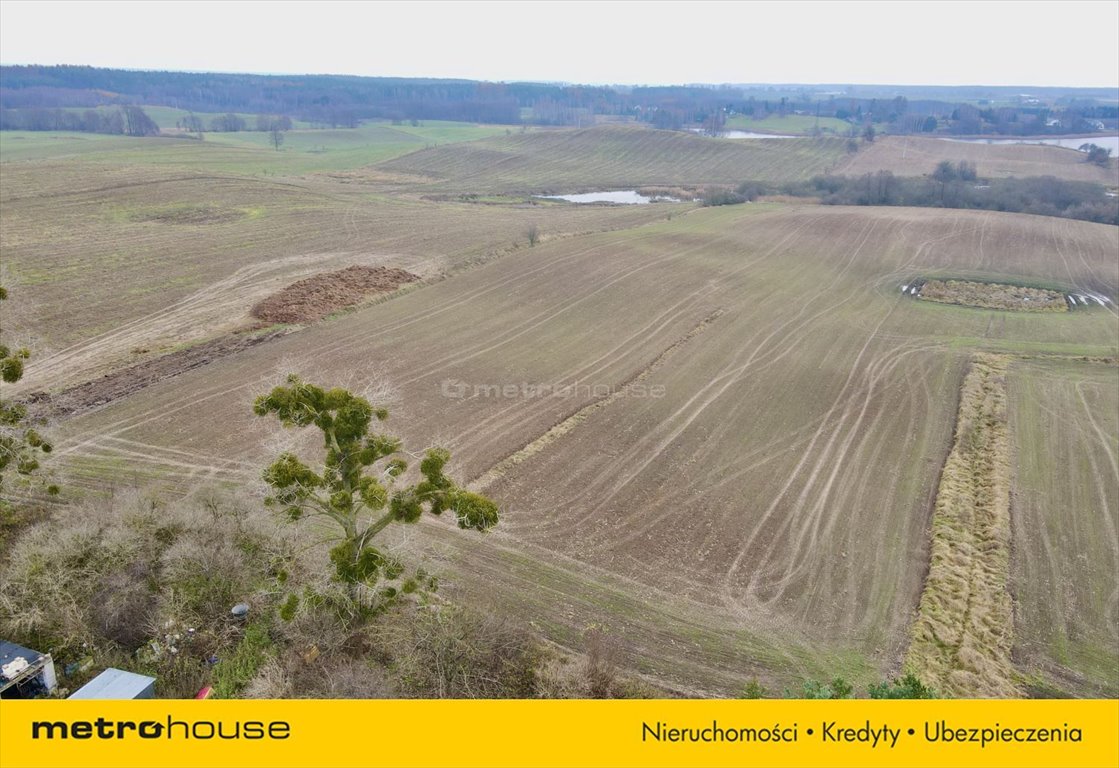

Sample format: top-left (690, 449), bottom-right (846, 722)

top-left (374, 603), bottom-right (540, 698)
top-left (0, 490), bottom-right (299, 697)
top-left (741, 679), bottom-right (767, 698)
top-left (700, 188), bottom-right (749, 207)
top-left (868, 672), bottom-right (936, 699)
top-left (798, 677), bottom-right (853, 699)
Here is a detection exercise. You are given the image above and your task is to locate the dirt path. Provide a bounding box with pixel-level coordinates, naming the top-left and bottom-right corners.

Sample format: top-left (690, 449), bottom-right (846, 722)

top-left (25, 329), bottom-right (289, 422)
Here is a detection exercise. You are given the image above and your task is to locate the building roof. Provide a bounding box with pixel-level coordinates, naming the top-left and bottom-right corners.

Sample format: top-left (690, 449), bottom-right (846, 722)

top-left (0, 640), bottom-right (43, 670)
top-left (69, 668), bottom-right (156, 700)
top-left (1, 640), bottom-right (49, 693)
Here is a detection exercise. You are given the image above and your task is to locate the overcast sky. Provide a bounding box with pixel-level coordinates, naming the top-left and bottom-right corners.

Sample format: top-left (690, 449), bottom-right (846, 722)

top-left (1, 0), bottom-right (1117, 88)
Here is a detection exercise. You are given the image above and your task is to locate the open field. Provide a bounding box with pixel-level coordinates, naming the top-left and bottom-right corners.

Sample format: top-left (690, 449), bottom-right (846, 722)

top-left (3, 115), bottom-right (1117, 697)
top-left (0, 120), bottom-right (509, 175)
top-left (725, 114), bottom-right (853, 135)
top-left (1, 159), bottom-right (672, 391)
top-left (836, 135), bottom-right (1119, 184)
top-left (35, 203), bottom-right (1117, 694)
top-left (376, 125), bottom-right (848, 192)
top-left (1007, 358), bottom-right (1119, 696)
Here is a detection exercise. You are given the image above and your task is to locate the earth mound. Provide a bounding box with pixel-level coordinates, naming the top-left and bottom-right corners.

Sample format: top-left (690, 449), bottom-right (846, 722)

top-left (251, 265), bottom-right (419, 324)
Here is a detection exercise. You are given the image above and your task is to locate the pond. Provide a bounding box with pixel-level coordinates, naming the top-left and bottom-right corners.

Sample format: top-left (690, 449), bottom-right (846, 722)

top-left (690, 128), bottom-right (798, 139)
top-left (538, 190), bottom-right (678, 205)
top-left (940, 135), bottom-right (1119, 154)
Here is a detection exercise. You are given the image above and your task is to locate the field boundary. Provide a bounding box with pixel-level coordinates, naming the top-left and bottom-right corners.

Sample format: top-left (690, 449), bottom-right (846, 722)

top-left (905, 353), bottom-right (1021, 696)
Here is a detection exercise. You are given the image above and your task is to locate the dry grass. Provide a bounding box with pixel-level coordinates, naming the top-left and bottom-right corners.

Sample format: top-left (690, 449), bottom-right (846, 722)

top-left (906, 354), bottom-right (1020, 697)
top-left (0, 489), bottom-right (301, 697)
top-left (918, 279), bottom-right (1068, 312)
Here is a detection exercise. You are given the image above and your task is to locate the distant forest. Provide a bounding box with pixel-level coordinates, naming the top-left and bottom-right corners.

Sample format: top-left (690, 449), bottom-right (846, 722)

top-left (2, 65), bottom-right (1117, 135)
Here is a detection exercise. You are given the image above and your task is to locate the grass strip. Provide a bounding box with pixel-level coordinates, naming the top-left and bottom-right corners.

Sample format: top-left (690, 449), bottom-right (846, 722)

top-left (905, 354), bottom-right (1021, 696)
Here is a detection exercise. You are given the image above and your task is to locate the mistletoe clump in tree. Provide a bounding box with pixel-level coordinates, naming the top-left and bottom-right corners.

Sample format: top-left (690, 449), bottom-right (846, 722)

top-left (254, 374), bottom-right (498, 597)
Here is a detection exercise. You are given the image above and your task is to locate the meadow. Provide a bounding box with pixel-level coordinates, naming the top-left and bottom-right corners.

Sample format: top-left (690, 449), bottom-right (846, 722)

top-left (725, 113), bottom-right (853, 135)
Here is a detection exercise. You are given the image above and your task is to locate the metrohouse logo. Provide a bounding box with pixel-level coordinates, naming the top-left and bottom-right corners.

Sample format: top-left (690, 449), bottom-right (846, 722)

top-left (31, 716), bottom-right (291, 740)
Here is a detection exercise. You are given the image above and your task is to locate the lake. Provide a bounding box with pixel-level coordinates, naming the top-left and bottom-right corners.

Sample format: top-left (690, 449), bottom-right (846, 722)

top-left (941, 135), bottom-right (1119, 154)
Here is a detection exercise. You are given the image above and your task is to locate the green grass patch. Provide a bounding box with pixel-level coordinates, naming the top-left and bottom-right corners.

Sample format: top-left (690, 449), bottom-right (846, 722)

top-left (726, 114), bottom-right (852, 135)
top-left (1, 120), bottom-right (509, 176)
top-left (212, 620), bottom-right (275, 698)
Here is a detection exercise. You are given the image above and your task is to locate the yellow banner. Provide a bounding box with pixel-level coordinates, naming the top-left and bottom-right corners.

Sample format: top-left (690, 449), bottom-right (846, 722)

top-left (1, 699), bottom-right (1116, 768)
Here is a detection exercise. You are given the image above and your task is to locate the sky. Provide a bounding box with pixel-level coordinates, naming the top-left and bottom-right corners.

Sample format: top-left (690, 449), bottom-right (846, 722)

top-left (1, 0), bottom-right (1117, 88)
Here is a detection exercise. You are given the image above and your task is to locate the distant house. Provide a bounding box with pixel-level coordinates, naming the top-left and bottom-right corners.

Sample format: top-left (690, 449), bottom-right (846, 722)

top-left (1087, 119), bottom-right (1105, 131)
top-left (1046, 118), bottom-right (1062, 128)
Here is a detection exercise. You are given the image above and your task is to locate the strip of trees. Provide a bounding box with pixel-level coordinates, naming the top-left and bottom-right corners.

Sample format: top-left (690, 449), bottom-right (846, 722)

top-left (3, 65), bottom-right (1116, 133)
top-left (0, 104), bottom-right (160, 135)
top-left (705, 165), bottom-right (1118, 226)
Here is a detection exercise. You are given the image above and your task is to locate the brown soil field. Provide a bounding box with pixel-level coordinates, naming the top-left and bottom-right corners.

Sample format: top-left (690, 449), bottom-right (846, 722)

top-left (46, 205), bottom-right (1118, 694)
top-left (1, 163), bottom-right (673, 393)
top-left (1007, 358), bottom-right (1119, 696)
top-left (375, 125), bottom-right (847, 193)
top-left (836, 136), bottom-right (1119, 184)
top-left (251, 265), bottom-right (418, 324)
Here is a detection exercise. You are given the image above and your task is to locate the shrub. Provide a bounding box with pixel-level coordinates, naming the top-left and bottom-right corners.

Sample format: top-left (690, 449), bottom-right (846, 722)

top-left (798, 677), bottom-right (854, 699)
top-left (868, 672), bottom-right (937, 699)
top-left (0, 490), bottom-right (297, 697)
top-left (741, 679), bottom-right (767, 698)
top-left (375, 603), bottom-right (540, 698)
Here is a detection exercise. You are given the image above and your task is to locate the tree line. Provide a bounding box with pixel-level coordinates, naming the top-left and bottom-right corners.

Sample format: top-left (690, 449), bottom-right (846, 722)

top-left (0, 104), bottom-right (160, 135)
top-left (705, 164), bottom-right (1118, 226)
top-left (3, 65), bottom-right (1116, 133)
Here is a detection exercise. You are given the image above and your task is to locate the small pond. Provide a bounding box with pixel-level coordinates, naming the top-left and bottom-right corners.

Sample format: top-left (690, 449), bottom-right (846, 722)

top-left (690, 128), bottom-right (798, 139)
top-left (538, 190), bottom-right (678, 205)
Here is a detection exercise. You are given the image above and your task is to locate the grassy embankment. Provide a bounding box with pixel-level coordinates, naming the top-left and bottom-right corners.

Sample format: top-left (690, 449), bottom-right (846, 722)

top-left (906, 355), bottom-right (1018, 696)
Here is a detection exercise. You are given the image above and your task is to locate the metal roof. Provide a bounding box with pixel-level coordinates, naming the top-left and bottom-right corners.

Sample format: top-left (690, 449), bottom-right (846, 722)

top-left (69, 668), bottom-right (156, 700)
top-left (0, 640), bottom-right (43, 669)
